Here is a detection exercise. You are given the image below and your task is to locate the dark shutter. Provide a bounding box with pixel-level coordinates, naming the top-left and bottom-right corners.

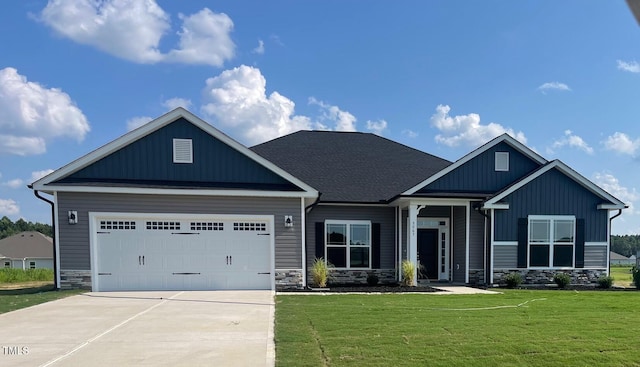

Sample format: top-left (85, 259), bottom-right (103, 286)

top-left (517, 218), bottom-right (528, 268)
top-left (575, 218), bottom-right (585, 268)
top-left (372, 223), bottom-right (381, 269)
top-left (315, 222), bottom-right (325, 259)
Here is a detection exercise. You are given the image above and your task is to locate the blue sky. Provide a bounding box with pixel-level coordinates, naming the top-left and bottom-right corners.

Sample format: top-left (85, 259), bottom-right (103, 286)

top-left (0, 1), bottom-right (639, 234)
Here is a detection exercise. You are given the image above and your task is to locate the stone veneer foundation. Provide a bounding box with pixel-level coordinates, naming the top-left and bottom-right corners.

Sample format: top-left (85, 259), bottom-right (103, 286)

top-left (312, 269), bottom-right (397, 286)
top-left (275, 269), bottom-right (304, 290)
top-left (60, 269), bottom-right (92, 290)
top-left (493, 269), bottom-right (607, 285)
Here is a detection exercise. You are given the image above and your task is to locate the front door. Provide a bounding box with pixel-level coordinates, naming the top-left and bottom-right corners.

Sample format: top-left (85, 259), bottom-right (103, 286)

top-left (417, 229), bottom-right (438, 279)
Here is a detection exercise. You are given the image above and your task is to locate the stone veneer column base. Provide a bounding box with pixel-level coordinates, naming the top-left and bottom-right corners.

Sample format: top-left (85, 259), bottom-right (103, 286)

top-left (468, 269), bottom-right (485, 285)
top-left (493, 269), bottom-right (607, 285)
top-left (275, 269), bottom-right (304, 290)
top-left (60, 269), bottom-right (92, 290)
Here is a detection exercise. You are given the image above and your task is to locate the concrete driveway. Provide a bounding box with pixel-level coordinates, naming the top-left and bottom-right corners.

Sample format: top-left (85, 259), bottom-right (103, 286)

top-left (0, 291), bottom-right (275, 367)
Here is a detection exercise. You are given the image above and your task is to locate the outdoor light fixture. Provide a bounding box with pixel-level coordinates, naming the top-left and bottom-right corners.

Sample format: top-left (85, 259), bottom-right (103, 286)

top-left (68, 211), bottom-right (78, 225)
top-left (284, 215), bottom-right (293, 227)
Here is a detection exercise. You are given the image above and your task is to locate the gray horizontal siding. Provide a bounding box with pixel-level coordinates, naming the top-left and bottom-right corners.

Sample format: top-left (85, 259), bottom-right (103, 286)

top-left (494, 245), bottom-right (517, 268)
top-left (306, 205), bottom-right (396, 272)
top-left (585, 245), bottom-right (607, 268)
top-left (57, 192), bottom-right (302, 270)
top-left (495, 168), bottom-right (609, 242)
top-left (469, 206), bottom-right (485, 269)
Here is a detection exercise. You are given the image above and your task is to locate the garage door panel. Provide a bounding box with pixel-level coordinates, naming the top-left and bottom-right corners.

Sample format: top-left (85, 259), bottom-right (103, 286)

top-left (96, 216), bottom-right (272, 291)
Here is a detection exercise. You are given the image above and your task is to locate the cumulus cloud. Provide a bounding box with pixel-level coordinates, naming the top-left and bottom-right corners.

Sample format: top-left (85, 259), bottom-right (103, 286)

top-left (538, 81), bottom-right (571, 93)
top-left (309, 98), bottom-right (357, 132)
top-left (366, 120), bottom-right (387, 135)
top-left (201, 65), bottom-right (313, 144)
top-left (30, 169), bottom-right (54, 183)
top-left (39, 1), bottom-right (234, 67)
top-left (547, 130), bottom-right (594, 155)
top-left (126, 116), bottom-right (153, 132)
top-left (3, 179), bottom-right (24, 189)
top-left (162, 98), bottom-right (192, 111)
top-left (402, 129), bottom-right (418, 138)
top-left (603, 132), bottom-right (640, 157)
top-left (0, 67), bottom-right (89, 156)
top-left (617, 60), bottom-right (640, 73)
top-left (3, 169), bottom-right (54, 188)
top-left (594, 172), bottom-right (638, 215)
top-left (430, 104), bottom-right (526, 148)
top-left (253, 39), bottom-right (265, 54)
top-left (0, 198), bottom-right (19, 216)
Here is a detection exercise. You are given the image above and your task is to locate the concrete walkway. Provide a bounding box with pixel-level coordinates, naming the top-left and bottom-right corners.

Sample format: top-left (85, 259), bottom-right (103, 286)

top-left (0, 291), bottom-right (275, 367)
top-left (278, 286), bottom-right (501, 295)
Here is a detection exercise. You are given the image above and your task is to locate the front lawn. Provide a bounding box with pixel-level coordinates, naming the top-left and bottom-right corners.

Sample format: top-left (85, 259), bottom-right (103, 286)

top-left (0, 286), bottom-right (83, 314)
top-left (610, 265), bottom-right (634, 287)
top-left (275, 290), bottom-right (640, 367)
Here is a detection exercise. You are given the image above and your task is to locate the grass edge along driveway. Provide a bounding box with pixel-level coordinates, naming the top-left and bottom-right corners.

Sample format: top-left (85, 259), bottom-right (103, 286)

top-left (0, 285), bottom-right (83, 314)
top-left (275, 290), bottom-right (640, 367)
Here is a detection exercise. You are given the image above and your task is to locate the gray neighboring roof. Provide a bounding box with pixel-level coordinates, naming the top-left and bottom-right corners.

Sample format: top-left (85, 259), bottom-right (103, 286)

top-left (251, 131), bottom-right (452, 203)
top-left (0, 231), bottom-right (53, 259)
top-left (610, 251), bottom-right (630, 261)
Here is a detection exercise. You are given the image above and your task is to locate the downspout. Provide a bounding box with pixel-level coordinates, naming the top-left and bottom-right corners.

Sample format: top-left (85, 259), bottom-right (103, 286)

top-left (474, 204), bottom-right (490, 285)
top-left (608, 209), bottom-right (624, 276)
top-left (305, 192), bottom-right (322, 213)
top-left (31, 188), bottom-right (57, 290)
top-left (303, 193), bottom-right (322, 288)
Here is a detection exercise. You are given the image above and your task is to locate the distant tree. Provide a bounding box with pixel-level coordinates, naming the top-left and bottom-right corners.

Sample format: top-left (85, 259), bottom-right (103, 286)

top-left (0, 216), bottom-right (52, 240)
top-left (611, 235), bottom-right (640, 257)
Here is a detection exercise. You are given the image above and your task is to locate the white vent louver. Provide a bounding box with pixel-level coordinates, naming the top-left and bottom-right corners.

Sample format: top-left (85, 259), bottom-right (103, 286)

top-left (173, 138), bottom-right (193, 164)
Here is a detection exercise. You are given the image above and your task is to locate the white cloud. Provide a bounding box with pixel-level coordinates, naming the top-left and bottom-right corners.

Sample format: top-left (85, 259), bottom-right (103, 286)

top-left (603, 132), bottom-right (640, 157)
top-left (593, 172), bottom-right (638, 215)
top-left (547, 130), bottom-right (594, 155)
top-left (0, 67), bottom-right (89, 155)
top-left (366, 120), bottom-right (387, 135)
top-left (538, 81), bottom-right (571, 93)
top-left (162, 98), bottom-right (192, 111)
top-left (0, 198), bottom-right (19, 216)
top-left (309, 98), bottom-right (357, 132)
top-left (430, 104), bottom-right (526, 148)
top-left (402, 129), bottom-right (418, 138)
top-left (126, 116), bottom-right (153, 132)
top-left (617, 60), bottom-right (640, 73)
top-left (164, 8), bottom-right (235, 66)
top-left (253, 39), bottom-right (265, 54)
top-left (201, 65), bottom-right (313, 145)
top-left (3, 169), bottom-right (54, 189)
top-left (3, 179), bottom-right (24, 189)
top-left (30, 169), bottom-right (54, 183)
top-left (39, 1), bottom-right (234, 67)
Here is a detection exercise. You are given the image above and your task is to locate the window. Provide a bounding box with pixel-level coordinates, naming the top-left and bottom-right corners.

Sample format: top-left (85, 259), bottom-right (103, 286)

top-left (29, 261), bottom-right (36, 269)
top-left (3, 261), bottom-right (10, 268)
top-left (528, 216), bottom-right (575, 268)
top-left (325, 220), bottom-right (371, 269)
top-left (173, 138), bottom-right (193, 163)
top-left (495, 152), bottom-right (509, 171)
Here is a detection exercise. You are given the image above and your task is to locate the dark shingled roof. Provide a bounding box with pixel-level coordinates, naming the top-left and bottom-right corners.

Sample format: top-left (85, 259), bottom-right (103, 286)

top-left (250, 131), bottom-right (452, 203)
top-left (0, 231), bottom-right (53, 259)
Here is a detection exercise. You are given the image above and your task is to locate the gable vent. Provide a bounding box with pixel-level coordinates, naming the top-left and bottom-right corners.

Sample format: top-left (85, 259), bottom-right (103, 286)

top-left (173, 138), bottom-right (193, 164)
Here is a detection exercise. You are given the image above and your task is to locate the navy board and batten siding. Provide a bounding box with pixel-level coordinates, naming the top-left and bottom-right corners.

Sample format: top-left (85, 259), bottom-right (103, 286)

top-left (56, 192), bottom-right (303, 271)
top-left (417, 142), bottom-right (541, 194)
top-left (55, 118), bottom-right (299, 191)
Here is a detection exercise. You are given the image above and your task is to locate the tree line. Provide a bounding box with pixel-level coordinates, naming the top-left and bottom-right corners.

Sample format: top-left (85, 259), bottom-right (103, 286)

top-left (611, 235), bottom-right (640, 258)
top-left (0, 216), bottom-right (53, 240)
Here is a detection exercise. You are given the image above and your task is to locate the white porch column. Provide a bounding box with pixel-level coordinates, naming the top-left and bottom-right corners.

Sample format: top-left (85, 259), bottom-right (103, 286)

top-left (408, 204), bottom-right (418, 285)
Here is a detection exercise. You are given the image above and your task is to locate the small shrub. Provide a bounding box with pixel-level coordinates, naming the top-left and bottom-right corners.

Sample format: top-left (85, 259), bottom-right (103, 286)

top-left (597, 275), bottom-right (614, 289)
top-left (311, 258), bottom-right (332, 288)
top-left (401, 260), bottom-right (416, 286)
top-left (632, 266), bottom-right (640, 289)
top-left (366, 273), bottom-right (379, 286)
top-left (553, 272), bottom-right (571, 288)
top-left (504, 272), bottom-right (523, 288)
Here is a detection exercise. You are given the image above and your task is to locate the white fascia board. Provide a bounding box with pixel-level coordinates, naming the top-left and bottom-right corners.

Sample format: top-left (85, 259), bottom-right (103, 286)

top-left (482, 202), bottom-right (509, 210)
top-left (598, 204), bottom-right (627, 210)
top-left (402, 134), bottom-right (547, 195)
top-left (37, 185), bottom-right (318, 198)
top-left (31, 107), bottom-right (318, 196)
top-left (484, 160), bottom-right (627, 209)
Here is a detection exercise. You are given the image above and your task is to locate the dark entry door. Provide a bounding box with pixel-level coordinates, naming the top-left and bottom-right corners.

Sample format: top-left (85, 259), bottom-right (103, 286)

top-left (417, 229), bottom-right (438, 280)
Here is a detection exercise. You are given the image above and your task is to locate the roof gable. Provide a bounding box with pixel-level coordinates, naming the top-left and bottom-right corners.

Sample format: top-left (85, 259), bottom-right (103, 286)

top-left (483, 160), bottom-right (627, 210)
top-left (32, 108), bottom-right (318, 197)
top-left (0, 231), bottom-right (53, 258)
top-left (251, 131), bottom-right (451, 203)
top-left (414, 140), bottom-right (542, 196)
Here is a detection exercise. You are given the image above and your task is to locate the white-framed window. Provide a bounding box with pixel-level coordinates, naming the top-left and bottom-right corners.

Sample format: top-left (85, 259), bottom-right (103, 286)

top-left (173, 138), bottom-right (193, 164)
top-left (3, 261), bottom-right (10, 268)
top-left (325, 220), bottom-right (371, 269)
top-left (528, 215), bottom-right (575, 268)
top-left (495, 152), bottom-right (509, 171)
top-left (29, 261), bottom-right (36, 269)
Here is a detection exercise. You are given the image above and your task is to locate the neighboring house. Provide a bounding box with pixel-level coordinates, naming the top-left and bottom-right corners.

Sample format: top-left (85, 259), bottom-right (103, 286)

top-left (30, 108), bottom-right (626, 291)
top-left (610, 251), bottom-right (635, 266)
top-left (0, 231), bottom-right (54, 270)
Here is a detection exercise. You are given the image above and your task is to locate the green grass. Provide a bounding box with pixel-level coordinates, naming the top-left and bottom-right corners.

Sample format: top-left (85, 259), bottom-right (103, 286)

top-left (0, 268), bottom-right (54, 283)
top-left (610, 266), bottom-right (634, 287)
top-left (0, 285), bottom-right (83, 314)
top-left (275, 290), bottom-right (640, 367)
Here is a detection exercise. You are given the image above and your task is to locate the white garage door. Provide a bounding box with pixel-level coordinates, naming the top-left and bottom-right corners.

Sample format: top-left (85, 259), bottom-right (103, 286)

top-left (92, 215), bottom-right (273, 291)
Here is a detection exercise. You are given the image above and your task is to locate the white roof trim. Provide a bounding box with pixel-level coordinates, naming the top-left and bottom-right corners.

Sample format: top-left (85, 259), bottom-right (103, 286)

top-left (35, 185), bottom-right (318, 198)
top-left (403, 133), bottom-right (547, 195)
top-left (483, 160), bottom-right (626, 209)
top-left (31, 108), bottom-right (318, 196)
top-left (483, 202), bottom-right (509, 210)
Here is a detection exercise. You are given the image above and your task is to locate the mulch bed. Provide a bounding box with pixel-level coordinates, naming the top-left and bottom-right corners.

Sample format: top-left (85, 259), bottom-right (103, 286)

top-left (281, 284), bottom-right (440, 293)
